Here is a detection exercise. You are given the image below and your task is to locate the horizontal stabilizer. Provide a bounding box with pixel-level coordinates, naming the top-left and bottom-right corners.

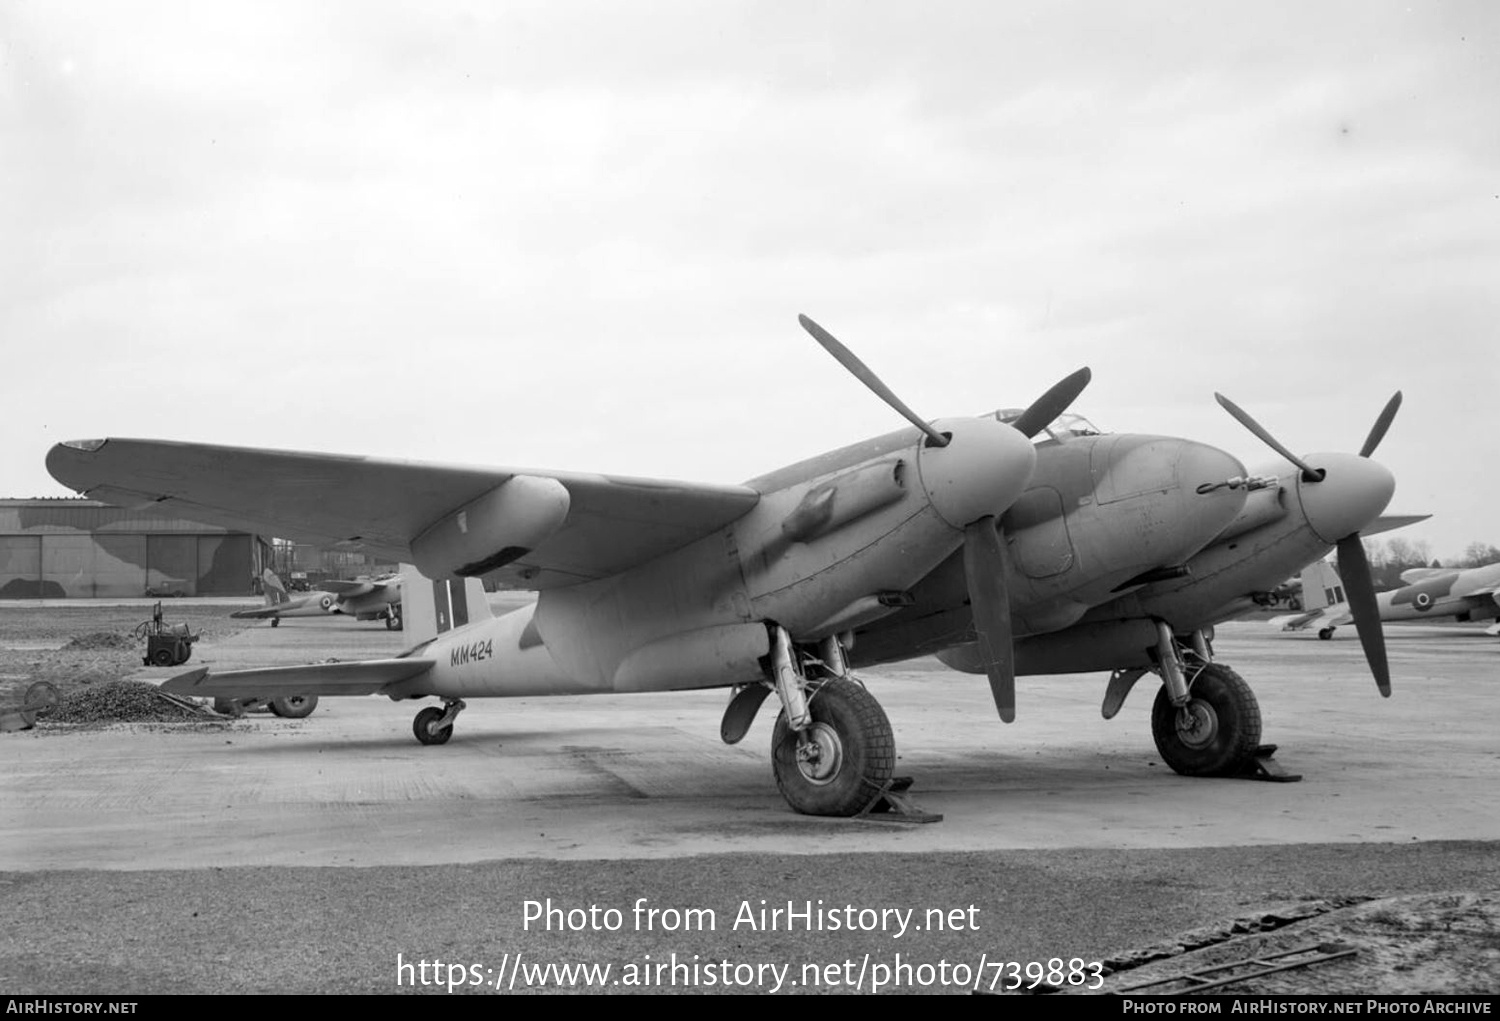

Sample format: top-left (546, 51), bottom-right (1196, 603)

top-left (162, 658), bottom-right (435, 698)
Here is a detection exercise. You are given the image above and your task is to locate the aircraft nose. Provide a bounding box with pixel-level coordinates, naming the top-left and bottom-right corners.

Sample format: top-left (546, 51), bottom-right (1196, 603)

top-left (1083, 435), bottom-right (1249, 572)
top-left (917, 415), bottom-right (1038, 528)
top-left (1296, 452), bottom-right (1396, 544)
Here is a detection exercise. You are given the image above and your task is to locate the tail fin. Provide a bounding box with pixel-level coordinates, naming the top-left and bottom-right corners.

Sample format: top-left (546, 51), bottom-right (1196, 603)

top-left (398, 564), bottom-right (493, 645)
top-left (262, 569), bottom-right (290, 606)
top-left (1299, 559), bottom-right (1345, 611)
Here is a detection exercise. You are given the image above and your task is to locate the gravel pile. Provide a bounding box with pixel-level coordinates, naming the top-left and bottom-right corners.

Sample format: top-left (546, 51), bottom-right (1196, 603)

top-left (62, 632), bottom-right (138, 651)
top-left (44, 680), bottom-right (216, 724)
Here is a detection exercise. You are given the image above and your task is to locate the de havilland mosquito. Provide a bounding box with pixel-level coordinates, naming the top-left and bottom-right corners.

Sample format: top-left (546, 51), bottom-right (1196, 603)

top-left (232, 569), bottom-right (403, 628)
top-left (45, 317), bottom-right (1402, 816)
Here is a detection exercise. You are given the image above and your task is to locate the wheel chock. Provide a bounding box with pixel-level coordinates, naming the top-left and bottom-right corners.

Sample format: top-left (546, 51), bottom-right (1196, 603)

top-left (1233, 744), bottom-right (1302, 782)
top-left (856, 777), bottom-right (944, 823)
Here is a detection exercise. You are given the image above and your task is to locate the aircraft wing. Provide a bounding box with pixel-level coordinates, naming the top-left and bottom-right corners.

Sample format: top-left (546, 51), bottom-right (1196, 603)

top-left (320, 580), bottom-right (377, 598)
top-left (47, 438), bottom-right (761, 590)
top-left (230, 606), bottom-right (290, 620)
top-left (162, 658), bottom-right (437, 698)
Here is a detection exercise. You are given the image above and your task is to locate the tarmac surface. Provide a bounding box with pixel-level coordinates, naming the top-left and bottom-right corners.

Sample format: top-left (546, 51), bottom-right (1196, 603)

top-left (2, 609), bottom-right (1497, 994)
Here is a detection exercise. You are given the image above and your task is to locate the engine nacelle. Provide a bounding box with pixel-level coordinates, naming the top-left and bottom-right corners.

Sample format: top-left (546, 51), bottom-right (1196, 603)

top-left (411, 475), bottom-right (570, 579)
top-left (780, 458), bottom-right (909, 543)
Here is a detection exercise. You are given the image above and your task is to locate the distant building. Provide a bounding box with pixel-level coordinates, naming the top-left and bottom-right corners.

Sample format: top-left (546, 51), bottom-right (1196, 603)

top-left (0, 498), bottom-right (273, 599)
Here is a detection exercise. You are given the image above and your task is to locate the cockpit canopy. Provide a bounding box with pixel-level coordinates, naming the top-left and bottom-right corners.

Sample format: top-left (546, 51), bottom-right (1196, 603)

top-left (993, 410), bottom-right (1105, 443)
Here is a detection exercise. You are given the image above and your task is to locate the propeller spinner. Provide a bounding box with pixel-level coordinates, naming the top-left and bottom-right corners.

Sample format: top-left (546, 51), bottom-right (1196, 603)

top-left (800, 314), bottom-right (1090, 721)
top-left (1215, 392), bottom-right (1402, 696)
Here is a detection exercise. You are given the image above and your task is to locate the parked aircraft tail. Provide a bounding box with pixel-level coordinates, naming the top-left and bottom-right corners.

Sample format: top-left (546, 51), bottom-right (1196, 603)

top-left (261, 569), bottom-right (290, 606)
top-left (1300, 559), bottom-right (1345, 612)
top-left (398, 565), bottom-right (493, 646)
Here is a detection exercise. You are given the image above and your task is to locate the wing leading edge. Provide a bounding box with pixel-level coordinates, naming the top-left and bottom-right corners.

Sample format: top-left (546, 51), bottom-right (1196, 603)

top-left (47, 438), bottom-right (761, 589)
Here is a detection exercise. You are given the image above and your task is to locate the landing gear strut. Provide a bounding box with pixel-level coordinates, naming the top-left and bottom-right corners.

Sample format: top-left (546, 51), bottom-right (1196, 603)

top-left (765, 628), bottom-right (895, 816)
top-left (1149, 625), bottom-right (1261, 777)
top-left (413, 699), bottom-right (465, 746)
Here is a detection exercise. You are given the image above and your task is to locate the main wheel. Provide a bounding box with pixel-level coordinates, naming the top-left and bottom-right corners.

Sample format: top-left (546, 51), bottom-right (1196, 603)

top-left (386, 607), bottom-right (402, 631)
top-left (1317, 627), bottom-right (1334, 640)
top-left (771, 677), bottom-right (894, 816)
top-left (413, 706), bottom-right (452, 746)
top-left (1151, 663), bottom-right (1261, 777)
top-left (271, 618), bottom-right (281, 628)
top-left (268, 694), bottom-right (319, 719)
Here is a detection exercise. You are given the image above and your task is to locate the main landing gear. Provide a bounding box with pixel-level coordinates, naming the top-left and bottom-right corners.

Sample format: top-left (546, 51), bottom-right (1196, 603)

top-left (1109, 623), bottom-right (1264, 778)
top-left (1152, 623), bottom-right (1262, 776)
top-left (723, 627), bottom-right (897, 817)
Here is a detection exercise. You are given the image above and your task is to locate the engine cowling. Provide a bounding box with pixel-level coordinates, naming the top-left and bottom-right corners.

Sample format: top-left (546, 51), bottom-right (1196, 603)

top-left (410, 475), bottom-right (570, 579)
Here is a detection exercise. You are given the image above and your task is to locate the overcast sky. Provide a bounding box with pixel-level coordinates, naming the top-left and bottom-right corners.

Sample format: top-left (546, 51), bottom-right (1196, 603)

top-left (3, 1), bottom-right (1496, 562)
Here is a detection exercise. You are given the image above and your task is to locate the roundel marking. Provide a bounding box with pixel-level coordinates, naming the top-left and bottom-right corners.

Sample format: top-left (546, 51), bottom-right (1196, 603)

top-left (1414, 591), bottom-right (1432, 611)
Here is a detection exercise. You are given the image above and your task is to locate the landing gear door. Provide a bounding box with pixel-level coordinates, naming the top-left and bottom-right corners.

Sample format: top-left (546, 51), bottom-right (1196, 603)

top-left (1002, 486), bottom-right (1074, 579)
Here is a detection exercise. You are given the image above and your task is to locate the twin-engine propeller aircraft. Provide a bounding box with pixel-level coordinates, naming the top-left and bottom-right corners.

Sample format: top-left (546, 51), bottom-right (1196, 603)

top-left (53, 316), bottom-right (1267, 816)
top-left (232, 569), bottom-right (404, 628)
top-left (1276, 558), bottom-right (1500, 639)
top-left (896, 392), bottom-right (1404, 777)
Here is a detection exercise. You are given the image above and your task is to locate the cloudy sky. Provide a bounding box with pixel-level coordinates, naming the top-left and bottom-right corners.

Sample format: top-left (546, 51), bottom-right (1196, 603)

top-left (3, 1), bottom-right (1496, 561)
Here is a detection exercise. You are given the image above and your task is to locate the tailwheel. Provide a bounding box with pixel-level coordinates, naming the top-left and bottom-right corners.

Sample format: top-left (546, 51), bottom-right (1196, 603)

top-left (1151, 663), bottom-right (1261, 777)
top-left (413, 705), bottom-right (453, 746)
top-left (269, 694), bottom-right (319, 719)
top-left (771, 677), bottom-right (894, 816)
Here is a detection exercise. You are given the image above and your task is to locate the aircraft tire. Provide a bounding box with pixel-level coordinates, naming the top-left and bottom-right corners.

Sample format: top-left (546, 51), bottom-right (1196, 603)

top-left (1151, 663), bottom-right (1261, 777)
top-left (1318, 627), bottom-right (1334, 640)
top-left (413, 706), bottom-right (452, 746)
top-left (268, 694), bottom-right (319, 719)
top-left (771, 677), bottom-right (894, 817)
top-left (271, 618), bottom-right (280, 628)
top-left (212, 697), bottom-right (244, 716)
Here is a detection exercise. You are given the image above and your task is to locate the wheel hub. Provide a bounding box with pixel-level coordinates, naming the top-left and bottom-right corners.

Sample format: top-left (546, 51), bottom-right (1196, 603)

top-left (1175, 699), bottom-right (1218, 749)
top-left (794, 722), bottom-right (844, 785)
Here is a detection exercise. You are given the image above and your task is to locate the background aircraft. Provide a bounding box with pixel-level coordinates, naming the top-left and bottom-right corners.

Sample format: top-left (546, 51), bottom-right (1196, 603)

top-left (1275, 558), bottom-right (1500, 639)
top-left (48, 316), bottom-right (1372, 816)
top-left (232, 570), bottom-right (403, 628)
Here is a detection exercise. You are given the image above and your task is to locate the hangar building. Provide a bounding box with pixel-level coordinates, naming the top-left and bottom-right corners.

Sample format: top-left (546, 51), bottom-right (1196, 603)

top-left (0, 498), bottom-right (271, 599)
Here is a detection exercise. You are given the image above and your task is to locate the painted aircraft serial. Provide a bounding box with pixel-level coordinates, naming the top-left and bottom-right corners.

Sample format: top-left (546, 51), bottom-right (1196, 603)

top-left (1275, 558), bottom-right (1500, 639)
top-left (232, 569), bottom-right (403, 628)
top-left (45, 317), bottom-right (1402, 816)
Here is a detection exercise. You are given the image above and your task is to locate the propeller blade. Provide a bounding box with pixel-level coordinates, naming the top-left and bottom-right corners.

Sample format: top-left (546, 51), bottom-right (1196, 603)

top-left (1214, 393), bottom-right (1325, 482)
top-left (799, 314), bottom-right (949, 448)
top-left (1358, 392), bottom-right (1403, 459)
top-left (962, 515), bottom-right (1016, 722)
top-left (1009, 367), bottom-right (1093, 439)
top-left (1337, 534), bottom-right (1391, 697)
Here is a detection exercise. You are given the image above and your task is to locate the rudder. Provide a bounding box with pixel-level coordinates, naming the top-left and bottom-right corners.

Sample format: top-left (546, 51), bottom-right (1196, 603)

top-left (398, 564), bottom-right (493, 646)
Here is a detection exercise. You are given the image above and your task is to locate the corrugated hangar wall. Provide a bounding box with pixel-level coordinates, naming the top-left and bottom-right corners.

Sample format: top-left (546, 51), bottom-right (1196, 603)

top-left (0, 499), bottom-right (269, 598)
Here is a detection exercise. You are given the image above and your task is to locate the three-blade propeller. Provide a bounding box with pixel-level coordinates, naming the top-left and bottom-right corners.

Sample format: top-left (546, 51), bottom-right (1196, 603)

top-left (800, 314), bottom-right (1090, 721)
top-left (1215, 391), bottom-right (1402, 697)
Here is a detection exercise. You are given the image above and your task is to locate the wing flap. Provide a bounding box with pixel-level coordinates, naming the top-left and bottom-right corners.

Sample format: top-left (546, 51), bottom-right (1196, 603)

top-left (47, 438), bottom-right (761, 588)
top-left (162, 658), bottom-right (436, 698)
